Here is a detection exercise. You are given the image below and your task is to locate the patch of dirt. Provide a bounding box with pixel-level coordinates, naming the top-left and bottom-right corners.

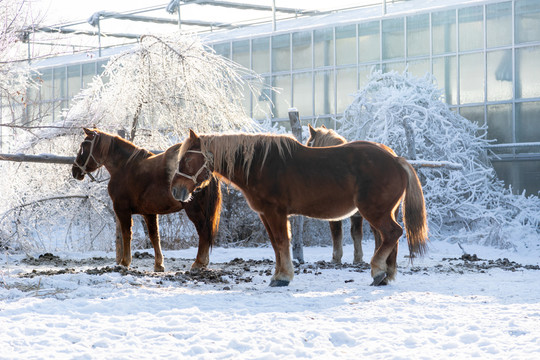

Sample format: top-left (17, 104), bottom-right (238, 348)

top-left (15, 252), bottom-right (540, 286)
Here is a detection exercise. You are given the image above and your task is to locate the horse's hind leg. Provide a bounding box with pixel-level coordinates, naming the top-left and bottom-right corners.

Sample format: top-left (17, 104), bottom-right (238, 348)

top-left (329, 221), bottom-right (343, 263)
top-left (350, 213), bottom-right (364, 264)
top-left (115, 219), bottom-right (123, 265)
top-left (365, 215), bottom-right (403, 286)
top-left (143, 214), bottom-right (165, 272)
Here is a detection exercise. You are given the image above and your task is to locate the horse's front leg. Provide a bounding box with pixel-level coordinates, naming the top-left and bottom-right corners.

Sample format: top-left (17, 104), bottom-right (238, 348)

top-left (185, 201), bottom-right (211, 269)
top-left (328, 221), bottom-right (343, 263)
top-left (143, 214), bottom-right (165, 272)
top-left (259, 211), bottom-right (294, 287)
top-left (115, 211), bottom-right (133, 268)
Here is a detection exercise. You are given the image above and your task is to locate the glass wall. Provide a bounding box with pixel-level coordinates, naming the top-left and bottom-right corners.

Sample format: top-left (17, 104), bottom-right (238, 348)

top-left (207, 0), bottom-right (540, 195)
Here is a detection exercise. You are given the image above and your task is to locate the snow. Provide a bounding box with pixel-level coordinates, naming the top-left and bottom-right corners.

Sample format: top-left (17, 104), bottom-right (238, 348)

top-left (2, 240), bottom-right (540, 359)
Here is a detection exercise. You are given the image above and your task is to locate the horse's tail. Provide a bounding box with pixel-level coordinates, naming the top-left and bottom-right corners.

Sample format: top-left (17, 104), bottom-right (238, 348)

top-left (204, 174), bottom-right (222, 247)
top-left (396, 157), bottom-right (429, 258)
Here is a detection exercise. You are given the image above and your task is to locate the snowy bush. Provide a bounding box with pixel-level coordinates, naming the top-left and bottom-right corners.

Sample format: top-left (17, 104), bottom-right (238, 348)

top-left (339, 70), bottom-right (540, 249)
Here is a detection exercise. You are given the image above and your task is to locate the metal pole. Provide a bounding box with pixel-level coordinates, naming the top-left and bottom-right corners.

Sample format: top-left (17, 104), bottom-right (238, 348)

top-left (288, 108), bottom-right (305, 264)
top-left (97, 19), bottom-right (102, 57)
top-left (382, 0), bottom-right (387, 15)
top-left (272, 0), bottom-right (276, 31)
top-left (177, 4), bottom-right (181, 30)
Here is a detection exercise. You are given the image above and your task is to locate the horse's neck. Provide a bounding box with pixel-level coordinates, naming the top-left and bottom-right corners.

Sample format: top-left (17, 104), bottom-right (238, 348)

top-left (101, 137), bottom-right (146, 171)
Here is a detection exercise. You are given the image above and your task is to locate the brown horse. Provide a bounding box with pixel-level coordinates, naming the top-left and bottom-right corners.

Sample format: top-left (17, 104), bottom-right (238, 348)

top-left (170, 130), bottom-right (428, 286)
top-left (306, 124), bottom-right (400, 264)
top-left (72, 128), bottom-right (221, 272)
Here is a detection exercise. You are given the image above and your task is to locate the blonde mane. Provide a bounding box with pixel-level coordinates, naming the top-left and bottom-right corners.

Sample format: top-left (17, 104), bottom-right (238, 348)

top-left (310, 127), bottom-right (347, 147)
top-left (180, 133), bottom-right (299, 181)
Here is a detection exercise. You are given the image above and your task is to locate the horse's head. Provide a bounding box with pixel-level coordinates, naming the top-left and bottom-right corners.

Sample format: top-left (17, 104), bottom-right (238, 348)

top-left (306, 124), bottom-right (327, 147)
top-left (170, 129), bottom-right (213, 202)
top-left (306, 124), bottom-right (346, 147)
top-left (72, 128), bottom-right (103, 180)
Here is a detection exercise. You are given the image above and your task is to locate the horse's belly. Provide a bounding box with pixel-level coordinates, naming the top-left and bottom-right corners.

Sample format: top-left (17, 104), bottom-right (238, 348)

top-left (292, 195), bottom-right (358, 221)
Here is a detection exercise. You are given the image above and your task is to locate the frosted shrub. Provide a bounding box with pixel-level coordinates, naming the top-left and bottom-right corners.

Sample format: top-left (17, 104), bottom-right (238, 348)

top-left (339, 71), bottom-right (540, 249)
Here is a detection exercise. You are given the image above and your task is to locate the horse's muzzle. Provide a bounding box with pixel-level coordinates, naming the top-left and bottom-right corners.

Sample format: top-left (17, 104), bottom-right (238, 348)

top-left (72, 166), bottom-right (85, 181)
top-left (171, 185), bottom-right (191, 202)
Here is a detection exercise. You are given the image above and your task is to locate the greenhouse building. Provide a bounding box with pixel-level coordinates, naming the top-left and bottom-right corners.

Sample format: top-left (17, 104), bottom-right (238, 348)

top-left (4, 0), bottom-right (540, 195)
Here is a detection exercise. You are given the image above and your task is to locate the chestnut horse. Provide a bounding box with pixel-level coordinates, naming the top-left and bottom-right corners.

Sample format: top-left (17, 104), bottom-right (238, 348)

top-left (72, 128), bottom-right (221, 272)
top-left (306, 124), bottom-right (400, 264)
top-left (171, 130), bottom-right (428, 286)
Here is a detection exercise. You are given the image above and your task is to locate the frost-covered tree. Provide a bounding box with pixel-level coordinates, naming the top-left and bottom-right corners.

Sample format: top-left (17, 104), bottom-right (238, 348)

top-left (339, 70), bottom-right (540, 249)
top-left (1, 33), bottom-right (268, 253)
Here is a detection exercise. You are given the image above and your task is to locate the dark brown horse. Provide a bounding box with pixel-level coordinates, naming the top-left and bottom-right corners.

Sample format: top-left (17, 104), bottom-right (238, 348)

top-left (306, 124), bottom-right (401, 265)
top-left (171, 130), bottom-right (428, 286)
top-left (72, 128), bottom-right (221, 272)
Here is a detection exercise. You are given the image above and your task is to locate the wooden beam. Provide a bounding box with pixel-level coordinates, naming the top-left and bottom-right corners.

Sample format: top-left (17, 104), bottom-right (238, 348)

top-left (0, 153), bottom-right (76, 165)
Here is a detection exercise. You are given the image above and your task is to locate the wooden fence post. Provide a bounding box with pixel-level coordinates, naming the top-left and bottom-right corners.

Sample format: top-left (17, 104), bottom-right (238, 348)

top-left (288, 108), bottom-right (305, 264)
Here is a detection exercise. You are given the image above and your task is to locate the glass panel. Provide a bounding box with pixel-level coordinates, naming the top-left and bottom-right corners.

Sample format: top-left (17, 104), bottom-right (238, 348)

top-left (359, 64), bottom-right (379, 90)
top-left (516, 101), bottom-right (540, 143)
top-left (487, 50), bottom-right (513, 101)
top-left (487, 2), bottom-right (512, 48)
top-left (515, 0), bottom-right (540, 44)
top-left (314, 28), bottom-right (334, 68)
top-left (460, 106), bottom-right (485, 129)
top-left (26, 74), bottom-right (40, 103)
top-left (292, 72), bottom-right (312, 116)
top-left (314, 70), bottom-right (334, 115)
top-left (358, 21), bottom-right (380, 63)
top-left (459, 6), bottom-right (483, 51)
top-left (492, 161), bottom-right (514, 192)
top-left (407, 59), bottom-right (430, 78)
top-left (432, 10), bottom-right (456, 55)
top-left (39, 68), bottom-right (53, 101)
top-left (213, 43), bottom-right (230, 59)
top-left (272, 34), bottom-right (290, 72)
top-left (516, 161), bottom-right (540, 196)
top-left (383, 62), bottom-right (405, 74)
top-left (487, 103), bottom-right (513, 145)
top-left (82, 63), bottom-right (96, 89)
top-left (382, 18), bottom-right (404, 60)
top-left (433, 56), bottom-right (457, 105)
top-left (459, 53), bottom-right (484, 104)
top-left (516, 46), bottom-right (540, 99)
top-left (97, 60), bottom-right (108, 76)
top-left (253, 76), bottom-right (272, 120)
top-left (292, 32), bottom-right (312, 70)
top-left (272, 75), bottom-right (291, 118)
top-left (336, 67), bottom-right (357, 113)
top-left (240, 82), bottom-right (251, 117)
top-left (67, 65), bottom-right (80, 98)
top-left (407, 14), bottom-right (429, 58)
top-left (232, 40), bottom-right (250, 68)
top-left (252, 38), bottom-right (270, 74)
top-left (53, 67), bottom-right (66, 99)
top-left (336, 25), bottom-right (356, 66)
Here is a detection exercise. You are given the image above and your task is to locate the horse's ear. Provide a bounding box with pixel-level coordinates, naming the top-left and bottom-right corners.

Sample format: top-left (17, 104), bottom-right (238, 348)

top-left (83, 128), bottom-right (93, 135)
top-left (321, 124), bottom-right (327, 129)
top-left (189, 129), bottom-right (199, 141)
top-left (308, 124), bottom-right (316, 137)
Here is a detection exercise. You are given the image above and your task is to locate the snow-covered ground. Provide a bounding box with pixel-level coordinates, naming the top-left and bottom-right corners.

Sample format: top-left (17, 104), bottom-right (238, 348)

top-left (1, 239), bottom-right (539, 359)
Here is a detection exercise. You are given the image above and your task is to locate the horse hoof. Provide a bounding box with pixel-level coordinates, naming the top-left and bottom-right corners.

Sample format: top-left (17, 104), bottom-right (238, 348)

top-left (370, 273), bottom-right (387, 286)
top-left (269, 279), bottom-right (290, 287)
top-left (154, 265), bottom-right (165, 272)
